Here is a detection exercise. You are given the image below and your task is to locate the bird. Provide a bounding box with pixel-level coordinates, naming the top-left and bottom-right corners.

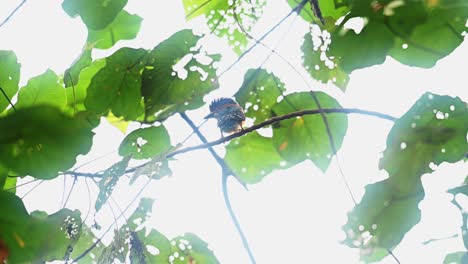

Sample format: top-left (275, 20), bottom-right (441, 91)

top-left (204, 98), bottom-right (246, 137)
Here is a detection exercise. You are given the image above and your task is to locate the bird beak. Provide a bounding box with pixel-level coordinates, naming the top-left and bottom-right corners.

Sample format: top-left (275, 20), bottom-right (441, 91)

top-left (204, 112), bottom-right (214, 119)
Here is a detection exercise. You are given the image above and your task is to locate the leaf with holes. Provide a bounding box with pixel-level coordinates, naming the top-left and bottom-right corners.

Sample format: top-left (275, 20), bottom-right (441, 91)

top-left (127, 197), bottom-right (154, 230)
top-left (95, 156), bottom-right (131, 212)
top-left (0, 51), bottom-right (20, 113)
top-left (234, 68), bottom-right (286, 124)
top-left (69, 225), bottom-right (104, 264)
top-left (343, 93), bottom-right (468, 262)
top-left (142, 29), bottom-right (220, 122)
top-left (85, 47), bottom-right (147, 120)
top-left (87, 10), bottom-right (142, 50)
top-left (119, 126), bottom-right (172, 159)
top-left (62, 0), bottom-right (128, 30)
top-left (271, 92), bottom-right (347, 171)
top-left (0, 191), bottom-right (82, 263)
top-left (170, 233), bottom-right (219, 264)
top-left (14, 70), bottom-right (67, 111)
top-left (225, 131), bottom-right (287, 184)
top-left (183, 0), bottom-right (266, 54)
top-left (342, 178), bottom-right (424, 263)
top-left (389, 5), bottom-right (468, 68)
top-left (0, 106), bottom-right (94, 179)
top-left (302, 31), bottom-right (349, 90)
top-left (380, 93), bottom-right (468, 193)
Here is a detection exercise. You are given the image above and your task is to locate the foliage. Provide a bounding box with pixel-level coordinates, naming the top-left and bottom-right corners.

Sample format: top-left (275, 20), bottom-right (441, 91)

top-left (0, 0), bottom-right (467, 263)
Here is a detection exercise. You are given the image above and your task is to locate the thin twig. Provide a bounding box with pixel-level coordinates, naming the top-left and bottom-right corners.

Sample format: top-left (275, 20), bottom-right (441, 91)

top-left (0, 0), bottom-right (27, 29)
top-left (217, 0), bottom-right (309, 78)
top-left (0, 86), bottom-right (16, 112)
top-left (64, 107), bottom-right (397, 179)
top-left (179, 112), bottom-right (255, 263)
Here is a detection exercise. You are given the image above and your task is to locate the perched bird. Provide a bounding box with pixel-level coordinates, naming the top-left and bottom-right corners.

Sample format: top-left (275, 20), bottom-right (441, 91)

top-left (204, 98), bottom-right (246, 137)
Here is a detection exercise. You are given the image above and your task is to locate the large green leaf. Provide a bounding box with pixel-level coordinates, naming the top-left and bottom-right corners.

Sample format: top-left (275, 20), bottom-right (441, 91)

top-left (62, 0), bottom-right (128, 30)
top-left (234, 68), bottom-right (286, 124)
top-left (344, 93), bottom-right (468, 262)
top-left (225, 131), bottom-right (287, 184)
top-left (15, 70), bottom-right (67, 110)
top-left (0, 191), bottom-right (82, 263)
top-left (95, 156), bottom-right (131, 212)
top-left (299, 0), bottom-right (468, 87)
top-left (119, 125), bottom-right (172, 159)
top-left (183, 0), bottom-right (266, 54)
top-left (0, 50), bottom-right (20, 113)
top-left (142, 29), bottom-right (220, 122)
top-left (87, 10), bottom-right (142, 50)
top-left (343, 178), bottom-right (424, 263)
top-left (85, 47), bottom-right (147, 120)
top-left (271, 91), bottom-right (348, 171)
top-left (380, 93), bottom-right (468, 193)
top-left (302, 31), bottom-right (349, 90)
top-left (0, 106), bottom-right (94, 179)
top-left (389, 6), bottom-right (467, 68)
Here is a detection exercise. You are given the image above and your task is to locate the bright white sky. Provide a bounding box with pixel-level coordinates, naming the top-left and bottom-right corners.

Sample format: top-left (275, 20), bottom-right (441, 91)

top-left (1, 0), bottom-right (467, 263)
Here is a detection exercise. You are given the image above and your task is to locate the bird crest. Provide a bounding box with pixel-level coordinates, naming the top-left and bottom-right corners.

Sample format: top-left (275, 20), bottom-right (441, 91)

top-left (209, 97), bottom-right (237, 112)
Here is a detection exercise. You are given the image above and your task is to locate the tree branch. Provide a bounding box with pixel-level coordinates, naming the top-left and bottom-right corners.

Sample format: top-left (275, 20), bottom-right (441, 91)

top-left (179, 112), bottom-right (255, 264)
top-left (63, 107), bottom-right (396, 179)
top-left (0, 0), bottom-right (27, 29)
top-left (168, 107), bottom-right (397, 158)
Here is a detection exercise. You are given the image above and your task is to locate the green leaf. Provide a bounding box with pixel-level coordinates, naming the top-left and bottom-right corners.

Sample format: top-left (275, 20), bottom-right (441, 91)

top-left (171, 233), bottom-right (219, 264)
top-left (0, 106), bottom-right (94, 179)
top-left (389, 6), bottom-right (468, 68)
top-left (95, 156), bottom-right (131, 212)
top-left (330, 21), bottom-right (395, 72)
top-left (98, 229), bottom-right (129, 263)
top-left (127, 198), bottom-right (154, 230)
top-left (64, 49), bottom-right (92, 88)
top-left (0, 191), bottom-right (82, 263)
top-left (87, 10), bottom-right (142, 50)
top-left (344, 93), bottom-right (468, 261)
top-left (62, 0), bottom-right (128, 30)
top-left (443, 251), bottom-right (468, 264)
top-left (225, 131), bottom-right (287, 184)
top-left (130, 229), bottom-right (171, 263)
top-left (287, 0), bottom-right (350, 24)
top-left (0, 50), bottom-right (20, 113)
top-left (85, 47), bottom-right (147, 120)
top-left (183, 0), bottom-right (266, 54)
top-left (380, 93), bottom-right (468, 193)
top-left (142, 29), bottom-right (220, 122)
top-left (342, 178), bottom-right (424, 263)
top-left (69, 225), bottom-right (104, 263)
top-left (119, 126), bottom-right (172, 159)
top-left (65, 58), bottom-right (106, 113)
top-left (234, 68), bottom-right (286, 124)
top-left (302, 31), bottom-right (349, 90)
top-left (271, 91), bottom-right (348, 171)
top-left (300, 0), bottom-right (468, 76)
top-left (14, 69), bottom-right (67, 110)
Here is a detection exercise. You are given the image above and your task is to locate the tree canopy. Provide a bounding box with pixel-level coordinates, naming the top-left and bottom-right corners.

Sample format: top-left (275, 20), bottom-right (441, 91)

top-left (0, 0), bottom-right (467, 263)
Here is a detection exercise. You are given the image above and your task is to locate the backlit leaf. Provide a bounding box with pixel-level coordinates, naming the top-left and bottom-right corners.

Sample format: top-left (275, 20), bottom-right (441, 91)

top-left (119, 126), bottom-right (172, 159)
top-left (0, 51), bottom-right (20, 113)
top-left (62, 0), bottom-right (128, 30)
top-left (0, 106), bottom-right (94, 179)
top-left (271, 91), bottom-right (348, 171)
